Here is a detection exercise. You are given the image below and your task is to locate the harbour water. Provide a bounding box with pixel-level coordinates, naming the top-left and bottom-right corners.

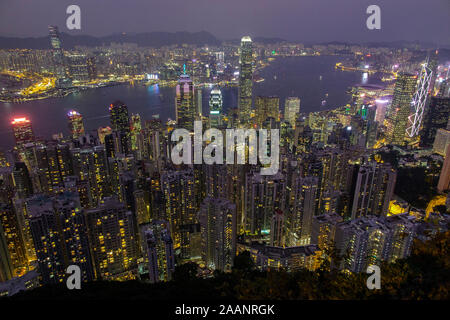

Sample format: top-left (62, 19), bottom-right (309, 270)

top-left (0, 55), bottom-right (379, 150)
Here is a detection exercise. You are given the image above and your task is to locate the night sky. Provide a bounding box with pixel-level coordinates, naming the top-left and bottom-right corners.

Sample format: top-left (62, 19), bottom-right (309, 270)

top-left (0, 0), bottom-right (449, 45)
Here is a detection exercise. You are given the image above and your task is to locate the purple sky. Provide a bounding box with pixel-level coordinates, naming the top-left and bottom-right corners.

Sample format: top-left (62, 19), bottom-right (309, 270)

top-left (0, 0), bottom-right (449, 44)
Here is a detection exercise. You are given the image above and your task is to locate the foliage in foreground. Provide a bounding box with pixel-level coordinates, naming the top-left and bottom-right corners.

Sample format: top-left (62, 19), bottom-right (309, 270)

top-left (6, 231), bottom-right (449, 300)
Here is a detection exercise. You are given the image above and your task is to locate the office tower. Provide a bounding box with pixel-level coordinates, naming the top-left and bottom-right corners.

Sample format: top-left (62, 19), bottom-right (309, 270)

top-left (0, 204), bottom-right (27, 276)
top-left (130, 113), bottom-right (142, 153)
top-left (140, 220), bottom-right (175, 283)
top-left (11, 117), bottom-right (34, 145)
top-left (71, 146), bottom-right (110, 207)
top-left (426, 50), bottom-right (439, 97)
top-left (244, 172), bottom-right (286, 235)
top-left (350, 162), bottom-right (396, 219)
top-left (12, 162), bottom-right (33, 199)
top-left (0, 221), bottom-right (14, 282)
top-left (109, 100), bottom-right (131, 154)
top-left (270, 209), bottom-right (285, 247)
top-left (199, 197), bottom-right (236, 271)
top-left (284, 97), bottom-right (301, 128)
top-left (27, 195), bottom-right (66, 284)
top-left (161, 170), bottom-right (197, 258)
top-left (52, 192), bottom-right (94, 282)
top-left (437, 146), bottom-right (450, 192)
top-left (289, 176), bottom-right (319, 246)
top-left (67, 110), bottom-right (85, 140)
top-left (311, 212), bottom-right (343, 252)
top-left (215, 51), bottom-right (225, 74)
top-left (255, 96), bottom-right (280, 127)
top-left (85, 197), bottom-right (138, 280)
top-left (389, 73), bottom-right (417, 146)
top-left (209, 87), bottom-right (223, 127)
top-left (406, 62), bottom-right (433, 138)
top-left (432, 127), bottom-right (450, 156)
top-left (48, 25), bottom-right (66, 80)
top-left (196, 88), bottom-right (203, 118)
top-left (238, 36), bottom-right (253, 124)
top-left (420, 97), bottom-right (450, 147)
top-left (175, 74), bottom-right (195, 130)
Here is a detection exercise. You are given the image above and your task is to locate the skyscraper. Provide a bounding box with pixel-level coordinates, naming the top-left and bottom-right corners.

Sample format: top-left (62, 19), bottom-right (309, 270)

top-left (199, 197), bottom-right (236, 271)
top-left (238, 36), bottom-right (253, 125)
top-left (27, 195), bottom-right (66, 284)
top-left (11, 117), bottom-right (34, 146)
top-left (420, 97), bottom-right (450, 147)
top-left (139, 220), bottom-right (175, 283)
top-left (175, 74), bottom-right (195, 130)
top-left (109, 100), bottom-right (131, 154)
top-left (350, 162), bottom-right (396, 219)
top-left (389, 73), bottom-right (417, 146)
top-left (85, 197), bottom-right (138, 280)
top-left (0, 204), bottom-right (27, 277)
top-left (284, 97), bottom-right (301, 128)
top-left (48, 25), bottom-right (66, 81)
top-left (209, 87), bottom-right (223, 127)
top-left (67, 110), bottom-right (85, 140)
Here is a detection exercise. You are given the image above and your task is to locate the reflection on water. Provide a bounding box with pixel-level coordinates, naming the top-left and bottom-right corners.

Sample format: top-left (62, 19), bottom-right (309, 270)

top-left (0, 56), bottom-right (375, 149)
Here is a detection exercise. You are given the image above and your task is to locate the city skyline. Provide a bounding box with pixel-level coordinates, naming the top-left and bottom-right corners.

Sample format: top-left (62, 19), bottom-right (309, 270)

top-left (0, 2), bottom-right (448, 305)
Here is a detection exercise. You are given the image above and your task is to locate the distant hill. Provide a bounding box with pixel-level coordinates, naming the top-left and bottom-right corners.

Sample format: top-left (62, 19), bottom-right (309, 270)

top-left (0, 31), bottom-right (221, 49)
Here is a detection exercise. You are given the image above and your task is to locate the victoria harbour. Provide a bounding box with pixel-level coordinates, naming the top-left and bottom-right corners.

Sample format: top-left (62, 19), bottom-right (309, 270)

top-left (0, 55), bottom-right (371, 149)
top-left (0, 0), bottom-right (449, 306)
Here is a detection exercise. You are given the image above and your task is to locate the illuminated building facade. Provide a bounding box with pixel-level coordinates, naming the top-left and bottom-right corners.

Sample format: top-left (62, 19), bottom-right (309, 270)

top-left (109, 100), bottom-right (131, 154)
top-left (67, 110), bottom-right (85, 140)
top-left (85, 197), bottom-right (138, 280)
top-left (209, 87), bottom-right (223, 127)
top-left (139, 220), bottom-right (175, 283)
top-left (350, 162), bottom-right (396, 219)
top-left (406, 62), bottom-right (433, 138)
top-left (389, 73), bottom-right (417, 146)
top-left (238, 36), bottom-right (253, 125)
top-left (244, 172), bottom-right (286, 236)
top-left (161, 170), bottom-right (197, 258)
top-left (199, 197), bottom-right (236, 271)
top-left (255, 96), bottom-right (280, 127)
top-left (284, 97), bottom-right (300, 128)
top-left (175, 74), bottom-right (195, 130)
top-left (11, 118), bottom-right (34, 146)
top-left (420, 97), bottom-right (450, 147)
top-left (48, 25), bottom-right (67, 81)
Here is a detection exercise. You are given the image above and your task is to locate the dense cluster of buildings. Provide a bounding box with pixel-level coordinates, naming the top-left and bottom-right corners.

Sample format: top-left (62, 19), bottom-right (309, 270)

top-left (0, 34), bottom-right (449, 297)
